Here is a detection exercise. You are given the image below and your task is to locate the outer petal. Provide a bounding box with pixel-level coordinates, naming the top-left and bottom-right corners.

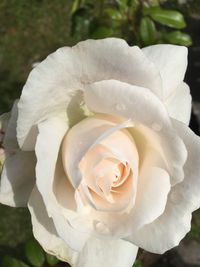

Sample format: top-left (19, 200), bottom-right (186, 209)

top-left (125, 120), bottom-right (200, 253)
top-left (75, 238), bottom-right (138, 267)
top-left (84, 79), bottom-right (187, 185)
top-left (165, 82), bottom-right (192, 125)
top-left (35, 114), bottom-right (68, 204)
top-left (0, 102), bottom-right (36, 207)
top-left (53, 153), bottom-right (77, 212)
top-left (172, 119), bottom-right (200, 211)
top-left (53, 152), bottom-right (93, 235)
top-left (17, 38), bottom-right (162, 149)
top-left (28, 186), bottom-right (78, 265)
top-left (29, 187), bottom-right (138, 267)
top-left (3, 101), bottom-right (19, 151)
top-left (74, 38), bottom-right (162, 96)
top-left (35, 115), bottom-right (90, 251)
top-left (0, 151), bottom-right (36, 206)
top-left (131, 166), bottom-right (170, 229)
top-left (142, 44), bottom-right (188, 98)
top-left (124, 197), bottom-right (192, 254)
top-left (17, 47), bottom-right (81, 150)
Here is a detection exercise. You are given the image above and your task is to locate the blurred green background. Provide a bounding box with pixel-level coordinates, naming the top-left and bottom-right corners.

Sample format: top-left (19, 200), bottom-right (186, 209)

top-left (0, 0), bottom-right (200, 266)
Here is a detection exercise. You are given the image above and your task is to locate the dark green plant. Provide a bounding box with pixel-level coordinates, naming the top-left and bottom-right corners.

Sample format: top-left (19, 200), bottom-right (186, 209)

top-left (70, 0), bottom-right (192, 46)
top-left (132, 259), bottom-right (142, 267)
top-left (0, 237), bottom-right (62, 267)
top-left (24, 239), bottom-right (45, 267)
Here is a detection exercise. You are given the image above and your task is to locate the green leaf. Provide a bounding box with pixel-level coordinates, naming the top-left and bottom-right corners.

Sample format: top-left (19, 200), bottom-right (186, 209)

top-left (104, 8), bottom-right (122, 21)
top-left (163, 31), bottom-right (192, 46)
top-left (132, 259), bottom-right (142, 267)
top-left (71, 7), bottom-right (92, 38)
top-left (25, 239), bottom-right (45, 267)
top-left (2, 255), bottom-right (30, 267)
top-left (139, 17), bottom-right (157, 45)
top-left (91, 26), bottom-right (114, 38)
top-left (71, 0), bottom-right (81, 14)
top-left (146, 7), bottom-right (186, 29)
top-left (46, 254), bottom-right (59, 266)
top-left (116, 0), bottom-right (128, 12)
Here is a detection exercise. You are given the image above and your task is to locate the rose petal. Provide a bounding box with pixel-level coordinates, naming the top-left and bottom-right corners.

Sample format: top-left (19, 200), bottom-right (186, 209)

top-left (104, 127), bottom-right (170, 232)
top-left (84, 79), bottom-right (187, 185)
top-left (75, 237), bottom-right (138, 267)
top-left (29, 187), bottom-right (138, 267)
top-left (35, 114), bottom-right (68, 200)
top-left (124, 120), bottom-right (200, 254)
top-left (52, 150), bottom-right (93, 235)
top-left (2, 101), bottom-right (39, 152)
top-left (142, 44), bottom-right (188, 99)
top-left (0, 102), bottom-right (36, 207)
top-left (28, 186), bottom-right (78, 264)
top-left (165, 82), bottom-right (191, 125)
top-left (74, 148), bottom-right (169, 239)
top-left (83, 128), bottom-right (138, 212)
top-left (88, 172), bottom-right (134, 212)
top-left (62, 116), bottom-right (114, 189)
top-left (124, 199), bottom-right (191, 254)
top-left (28, 184), bottom-right (139, 267)
top-left (50, 208), bottom-right (91, 251)
top-left (17, 38), bottom-right (162, 149)
top-left (0, 151), bottom-right (36, 206)
top-left (172, 119), bottom-right (200, 211)
top-left (3, 101), bottom-right (19, 151)
top-left (80, 144), bottom-right (118, 196)
top-left (131, 166), bottom-right (170, 229)
top-left (35, 115), bottom-right (90, 251)
top-left (100, 129), bottom-right (138, 173)
top-left (53, 156), bottom-right (92, 251)
top-left (62, 115), bottom-right (133, 189)
top-left (129, 125), bottom-right (168, 171)
top-left (17, 47), bottom-right (81, 150)
top-left (53, 152), bottom-right (77, 212)
top-left (74, 38), bottom-right (162, 96)
top-left (86, 166), bottom-right (170, 239)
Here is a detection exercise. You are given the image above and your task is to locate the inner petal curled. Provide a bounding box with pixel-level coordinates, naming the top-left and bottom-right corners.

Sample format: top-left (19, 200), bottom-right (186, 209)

top-left (80, 146), bottom-right (131, 205)
top-left (62, 115), bottom-right (139, 213)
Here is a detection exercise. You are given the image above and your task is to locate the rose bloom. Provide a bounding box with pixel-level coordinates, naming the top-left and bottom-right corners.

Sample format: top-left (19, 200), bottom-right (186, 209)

top-left (0, 38), bottom-right (200, 267)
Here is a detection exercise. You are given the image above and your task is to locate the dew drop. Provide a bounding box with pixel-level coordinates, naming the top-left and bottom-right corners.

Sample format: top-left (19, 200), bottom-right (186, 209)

top-left (115, 103), bottom-right (126, 111)
top-left (95, 221), bottom-right (110, 235)
top-left (151, 122), bottom-right (162, 131)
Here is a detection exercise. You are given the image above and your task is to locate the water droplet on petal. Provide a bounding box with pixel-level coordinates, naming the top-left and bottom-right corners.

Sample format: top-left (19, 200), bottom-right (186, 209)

top-left (151, 122), bottom-right (162, 131)
top-left (115, 103), bottom-right (126, 111)
top-left (94, 221), bottom-right (110, 235)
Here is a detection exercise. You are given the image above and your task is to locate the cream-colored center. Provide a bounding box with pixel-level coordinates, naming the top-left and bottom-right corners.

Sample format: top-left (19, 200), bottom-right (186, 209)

top-left (79, 144), bottom-right (132, 205)
top-left (62, 116), bottom-right (139, 212)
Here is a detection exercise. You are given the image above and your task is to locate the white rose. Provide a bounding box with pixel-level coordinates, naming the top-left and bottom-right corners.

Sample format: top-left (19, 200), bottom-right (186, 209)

top-left (0, 38), bottom-right (200, 267)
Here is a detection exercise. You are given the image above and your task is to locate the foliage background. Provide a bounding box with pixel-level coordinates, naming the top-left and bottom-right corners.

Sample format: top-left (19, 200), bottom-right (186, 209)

top-left (0, 0), bottom-right (200, 266)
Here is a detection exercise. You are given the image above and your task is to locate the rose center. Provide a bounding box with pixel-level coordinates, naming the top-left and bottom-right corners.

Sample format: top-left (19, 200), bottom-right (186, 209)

top-left (77, 137), bottom-right (135, 209)
top-left (62, 116), bottom-right (139, 211)
top-left (83, 154), bottom-right (130, 203)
